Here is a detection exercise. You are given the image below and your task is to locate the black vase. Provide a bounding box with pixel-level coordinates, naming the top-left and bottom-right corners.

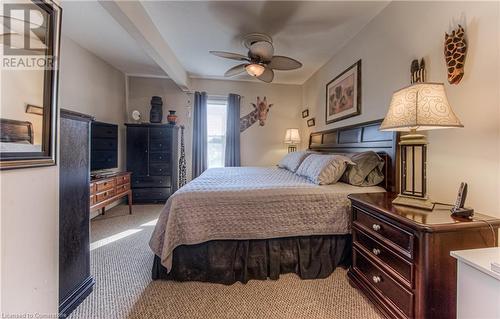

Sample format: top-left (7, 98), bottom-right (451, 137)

top-left (149, 96), bottom-right (163, 123)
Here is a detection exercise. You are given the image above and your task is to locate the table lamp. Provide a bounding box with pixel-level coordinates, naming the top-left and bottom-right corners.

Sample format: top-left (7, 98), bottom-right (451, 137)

top-left (284, 128), bottom-right (300, 153)
top-left (380, 82), bottom-right (463, 210)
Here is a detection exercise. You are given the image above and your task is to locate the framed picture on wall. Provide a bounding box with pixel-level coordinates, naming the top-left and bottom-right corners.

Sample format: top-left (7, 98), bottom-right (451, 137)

top-left (302, 109), bottom-right (309, 118)
top-left (307, 118), bottom-right (315, 127)
top-left (325, 60), bottom-right (361, 124)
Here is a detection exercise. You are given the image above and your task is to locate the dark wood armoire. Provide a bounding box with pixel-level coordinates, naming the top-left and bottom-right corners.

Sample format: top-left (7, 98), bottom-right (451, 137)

top-left (59, 109), bottom-right (95, 317)
top-left (125, 123), bottom-right (178, 203)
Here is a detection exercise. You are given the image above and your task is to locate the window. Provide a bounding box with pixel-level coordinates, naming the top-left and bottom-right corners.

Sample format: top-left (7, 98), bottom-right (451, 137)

top-left (207, 98), bottom-right (227, 168)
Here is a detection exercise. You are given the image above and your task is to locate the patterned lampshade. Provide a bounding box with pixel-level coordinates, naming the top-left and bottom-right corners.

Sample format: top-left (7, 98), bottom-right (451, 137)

top-left (380, 83), bottom-right (463, 132)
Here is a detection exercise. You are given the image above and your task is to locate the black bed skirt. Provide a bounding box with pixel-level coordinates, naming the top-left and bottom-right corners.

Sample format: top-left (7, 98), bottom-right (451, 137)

top-left (152, 235), bottom-right (352, 284)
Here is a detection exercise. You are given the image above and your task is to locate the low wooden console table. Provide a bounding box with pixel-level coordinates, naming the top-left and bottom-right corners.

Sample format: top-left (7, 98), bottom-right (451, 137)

top-left (90, 172), bottom-right (132, 215)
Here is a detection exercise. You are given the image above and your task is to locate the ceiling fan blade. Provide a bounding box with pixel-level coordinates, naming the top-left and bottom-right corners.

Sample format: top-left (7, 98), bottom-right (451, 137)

top-left (257, 67), bottom-right (274, 83)
top-left (249, 41), bottom-right (274, 61)
top-left (267, 56), bottom-right (302, 70)
top-left (224, 64), bottom-right (248, 77)
top-left (210, 51), bottom-right (248, 61)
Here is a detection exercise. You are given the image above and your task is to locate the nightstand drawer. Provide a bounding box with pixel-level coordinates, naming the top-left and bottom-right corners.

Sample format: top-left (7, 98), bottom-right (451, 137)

top-left (353, 206), bottom-right (414, 258)
top-left (353, 226), bottom-right (413, 287)
top-left (353, 247), bottom-right (414, 318)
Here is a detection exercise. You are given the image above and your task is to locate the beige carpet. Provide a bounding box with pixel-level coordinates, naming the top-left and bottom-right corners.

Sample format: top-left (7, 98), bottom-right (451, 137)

top-left (70, 204), bottom-right (382, 319)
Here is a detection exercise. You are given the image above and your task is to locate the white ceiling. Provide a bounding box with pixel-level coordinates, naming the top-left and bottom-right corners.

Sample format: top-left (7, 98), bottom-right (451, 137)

top-left (61, 1), bottom-right (166, 76)
top-left (142, 1), bottom-right (388, 84)
top-left (61, 1), bottom-right (389, 85)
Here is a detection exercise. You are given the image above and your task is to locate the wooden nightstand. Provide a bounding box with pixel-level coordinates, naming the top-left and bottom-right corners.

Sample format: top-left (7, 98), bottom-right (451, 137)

top-left (348, 192), bottom-right (500, 319)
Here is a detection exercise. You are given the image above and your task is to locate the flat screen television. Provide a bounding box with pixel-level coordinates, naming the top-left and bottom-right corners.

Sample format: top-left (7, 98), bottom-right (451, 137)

top-left (91, 121), bottom-right (118, 172)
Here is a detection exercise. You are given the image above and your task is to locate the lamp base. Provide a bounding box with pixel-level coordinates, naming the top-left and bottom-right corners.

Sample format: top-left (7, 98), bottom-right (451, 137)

top-left (392, 194), bottom-right (434, 211)
top-left (399, 132), bottom-right (427, 145)
top-left (287, 145), bottom-right (297, 153)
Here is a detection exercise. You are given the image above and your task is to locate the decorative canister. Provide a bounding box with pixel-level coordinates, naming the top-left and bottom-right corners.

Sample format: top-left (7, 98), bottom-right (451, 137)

top-left (149, 96), bottom-right (163, 123)
top-left (167, 110), bottom-right (178, 125)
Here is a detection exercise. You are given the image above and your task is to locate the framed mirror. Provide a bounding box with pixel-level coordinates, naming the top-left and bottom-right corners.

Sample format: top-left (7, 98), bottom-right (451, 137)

top-left (0, 0), bottom-right (61, 169)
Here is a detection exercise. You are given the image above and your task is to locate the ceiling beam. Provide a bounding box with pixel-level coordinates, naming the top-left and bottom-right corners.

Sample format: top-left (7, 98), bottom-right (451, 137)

top-left (99, 0), bottom-right (190, 91)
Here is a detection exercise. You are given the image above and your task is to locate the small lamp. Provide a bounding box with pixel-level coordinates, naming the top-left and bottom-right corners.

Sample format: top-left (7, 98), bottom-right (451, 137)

top-left (380, 82), bottom-right (463, 210)
top-left (284, 128), bottom-right (301, 153)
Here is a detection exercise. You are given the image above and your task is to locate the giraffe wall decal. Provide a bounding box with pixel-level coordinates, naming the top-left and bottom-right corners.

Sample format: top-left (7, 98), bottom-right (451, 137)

top-left (239, 96), bottom-right (273, 132)
top-left (445, 25), bottom-right (467, 85)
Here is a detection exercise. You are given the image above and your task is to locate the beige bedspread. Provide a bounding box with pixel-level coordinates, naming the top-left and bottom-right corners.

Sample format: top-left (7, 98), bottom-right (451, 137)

top-left (149, 167), bottom-right (385, 271)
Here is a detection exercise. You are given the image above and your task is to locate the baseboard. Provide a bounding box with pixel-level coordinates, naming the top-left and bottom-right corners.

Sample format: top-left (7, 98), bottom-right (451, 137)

top-left (59, 276), bottom-right (95, 318)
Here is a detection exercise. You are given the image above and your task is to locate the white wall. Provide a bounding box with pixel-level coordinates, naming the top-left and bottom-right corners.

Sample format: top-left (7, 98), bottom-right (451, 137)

top-left (0, 167), bottom-right (59, 315)
top-left (0, 70), bottom-right (44, 145)
top-left (189, 79), bottom-right (303, 168)
top-left (127, 76), bottom-right (191, 178)
top-left (59, 36), bottom-right (127, 173)
top-left (302, 1), bottom-right (500, 215)
top-left (127, 77), bottom-right (303, 180)
top-left (0, 36), bottom-right (126, 315)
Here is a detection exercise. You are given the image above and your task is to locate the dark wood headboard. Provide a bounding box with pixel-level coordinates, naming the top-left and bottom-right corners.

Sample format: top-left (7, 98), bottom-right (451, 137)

top-left (308, 119), bottom-right (398, 191)
top-left (0, 118), bottom-right (34, 144)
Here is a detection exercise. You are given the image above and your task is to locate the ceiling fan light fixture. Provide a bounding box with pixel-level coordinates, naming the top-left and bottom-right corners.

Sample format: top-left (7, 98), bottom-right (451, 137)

top-left (245, 63), bottom-right (265, 77)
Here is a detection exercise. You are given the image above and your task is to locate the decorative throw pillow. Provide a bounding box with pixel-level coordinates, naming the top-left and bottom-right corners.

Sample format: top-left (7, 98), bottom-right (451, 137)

top-left (278, 151), bottom-right (311, 172)
top-left (341, 151), bottom-right (385, 186)
top-left (296, 154), bottom-right (354, 185)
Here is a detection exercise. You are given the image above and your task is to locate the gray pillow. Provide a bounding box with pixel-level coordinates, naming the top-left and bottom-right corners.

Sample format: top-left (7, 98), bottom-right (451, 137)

top-left (296, 154), bottom-right (354, 185)
top-left (278, 151), bottom-right (311, 172)
top-left (341, 151), bottom-right (385, 186)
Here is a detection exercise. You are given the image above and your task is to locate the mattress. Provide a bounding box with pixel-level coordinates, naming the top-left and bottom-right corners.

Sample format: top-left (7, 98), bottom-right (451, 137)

top-left (149, 167), bottom-right (385, 271)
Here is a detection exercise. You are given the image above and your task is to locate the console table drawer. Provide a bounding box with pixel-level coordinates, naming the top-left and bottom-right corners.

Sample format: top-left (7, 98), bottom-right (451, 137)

top-left (353, 207), bottom-right (414, 257)
top-left (353, 226), bottom-right (413, 287)
top-left (96, 178), bottom-right (116, 192)
top-left (116, 183), bottom-right (130, 195)
top-left (353, 247), bottom-right (414, 318)
top-left (96, 189), bottom-right (115, 202)
top-left (116, 174), bottom-right (130, 185)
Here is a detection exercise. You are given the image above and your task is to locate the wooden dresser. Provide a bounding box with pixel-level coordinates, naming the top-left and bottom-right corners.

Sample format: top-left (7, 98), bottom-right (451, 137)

top-left (90, 172), bottom-right (132, 214)
top-left (125, 124), bottom-right (178, 203)
top-left (348, 192), bottom-right (500, 319)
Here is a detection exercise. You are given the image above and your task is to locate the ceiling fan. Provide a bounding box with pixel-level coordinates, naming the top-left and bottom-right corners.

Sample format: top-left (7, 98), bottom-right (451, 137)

top-left (209, 33), bottom-right (302, 83)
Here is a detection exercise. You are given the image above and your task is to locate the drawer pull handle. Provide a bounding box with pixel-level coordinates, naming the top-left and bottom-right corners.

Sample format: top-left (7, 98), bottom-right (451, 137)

top-left (372, 224), bottom-right (381, 231)
top-left (372, 276), bottom-right (381, 284)
top-left (372, 248), bottom-right (381, 256)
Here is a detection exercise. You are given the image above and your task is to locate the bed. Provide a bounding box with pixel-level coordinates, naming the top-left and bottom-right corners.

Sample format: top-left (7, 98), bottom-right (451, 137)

top-left (149, 120), bottom-right (397, 284)
top-left (0, 118), bottom-right (41, 153)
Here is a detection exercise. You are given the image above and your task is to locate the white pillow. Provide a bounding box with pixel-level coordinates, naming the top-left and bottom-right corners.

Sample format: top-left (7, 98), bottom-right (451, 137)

top-left (278, 151), bottom-right (311, 172)
top-left (296, 154), bottom-right (354, 185)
